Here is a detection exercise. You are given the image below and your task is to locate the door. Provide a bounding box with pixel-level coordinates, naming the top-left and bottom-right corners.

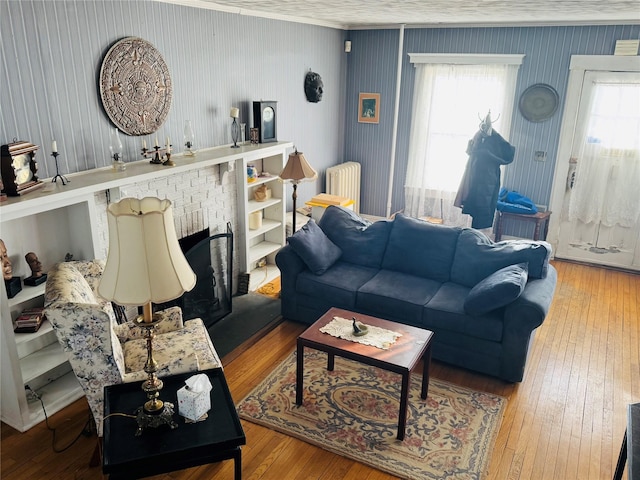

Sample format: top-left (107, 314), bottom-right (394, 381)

top-left (549, 56), bottom-right (640, 271)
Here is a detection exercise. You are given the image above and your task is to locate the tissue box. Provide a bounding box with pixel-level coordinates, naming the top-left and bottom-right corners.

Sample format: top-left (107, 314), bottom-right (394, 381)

top-left (177, 385), bottom-right (211, 422)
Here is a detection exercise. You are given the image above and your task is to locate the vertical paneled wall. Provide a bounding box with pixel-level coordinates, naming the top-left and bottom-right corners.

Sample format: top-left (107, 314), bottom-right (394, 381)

top-left (0, 0), bottom-right (346, 209)
top-left (345, 24), bottom-right (640, 224)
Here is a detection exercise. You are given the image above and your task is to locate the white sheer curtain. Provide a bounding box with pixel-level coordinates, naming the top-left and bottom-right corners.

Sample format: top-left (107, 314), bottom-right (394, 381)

top-left (568, 81), bottom-right (640, 228)
top-left (404, 58), bottom-right (521, 227)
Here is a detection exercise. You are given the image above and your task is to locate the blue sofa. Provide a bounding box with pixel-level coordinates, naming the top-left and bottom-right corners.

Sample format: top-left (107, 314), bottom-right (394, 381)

top-left (275, 206), bottom-right (557, 382)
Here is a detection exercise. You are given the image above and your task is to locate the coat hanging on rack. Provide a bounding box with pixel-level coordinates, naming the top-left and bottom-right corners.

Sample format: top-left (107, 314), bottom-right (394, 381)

top-left (454, 122), bottom-right (515, 229)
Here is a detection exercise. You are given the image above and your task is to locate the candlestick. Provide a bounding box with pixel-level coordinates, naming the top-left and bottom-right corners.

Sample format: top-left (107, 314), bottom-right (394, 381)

top-left (51, 151), bottom-right (69, 185)
top-left (52, 141), bottom-right (58, 153)
top-left (231, 117), bottom-right (240, 148)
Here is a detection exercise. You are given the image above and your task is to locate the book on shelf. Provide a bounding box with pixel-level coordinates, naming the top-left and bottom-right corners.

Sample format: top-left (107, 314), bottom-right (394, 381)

top-left (14, 307), bottom-right (45, 333)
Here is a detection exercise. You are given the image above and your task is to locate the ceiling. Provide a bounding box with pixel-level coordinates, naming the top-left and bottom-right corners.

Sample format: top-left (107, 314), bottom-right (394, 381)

top-left (165, 0), bottom-right (640, 29)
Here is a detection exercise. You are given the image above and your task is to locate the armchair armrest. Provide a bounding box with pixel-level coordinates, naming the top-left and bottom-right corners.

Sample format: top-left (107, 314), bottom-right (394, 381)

top-left (122, 351), bottom-right (200, 383)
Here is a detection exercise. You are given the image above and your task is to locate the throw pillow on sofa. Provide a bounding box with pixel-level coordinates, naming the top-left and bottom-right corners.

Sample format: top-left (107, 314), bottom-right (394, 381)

top-left (288, 219), bottom-right (342, 275)
top-left (464, 262), bottom-right (529, 316)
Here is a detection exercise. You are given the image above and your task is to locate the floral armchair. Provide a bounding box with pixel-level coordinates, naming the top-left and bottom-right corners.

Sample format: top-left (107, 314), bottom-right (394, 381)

top-left (44, 260), bottom-right (222, 437)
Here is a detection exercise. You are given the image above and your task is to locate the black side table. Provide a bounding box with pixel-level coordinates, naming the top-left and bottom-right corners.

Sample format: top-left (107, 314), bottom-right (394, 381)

top-left (614, 402), bottom-right (639, 480)
top-left (103, 368), bottom-right (246, 480)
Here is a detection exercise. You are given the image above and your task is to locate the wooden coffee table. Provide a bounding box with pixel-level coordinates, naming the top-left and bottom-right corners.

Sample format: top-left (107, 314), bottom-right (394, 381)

top-left (295, 307), bottom-right (434, 440)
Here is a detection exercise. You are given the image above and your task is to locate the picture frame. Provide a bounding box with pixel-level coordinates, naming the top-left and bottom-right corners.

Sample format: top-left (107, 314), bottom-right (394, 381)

top-left (358, 93), bottom-right (380, 124)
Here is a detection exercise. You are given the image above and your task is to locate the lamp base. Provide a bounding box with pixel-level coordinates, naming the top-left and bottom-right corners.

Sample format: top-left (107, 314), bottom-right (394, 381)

top-left (134, 401), bottom-right (178, 436)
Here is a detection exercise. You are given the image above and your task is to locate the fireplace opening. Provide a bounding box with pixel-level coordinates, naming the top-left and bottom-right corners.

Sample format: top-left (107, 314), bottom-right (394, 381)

top-left (157, 224), bottom-right (233, 328)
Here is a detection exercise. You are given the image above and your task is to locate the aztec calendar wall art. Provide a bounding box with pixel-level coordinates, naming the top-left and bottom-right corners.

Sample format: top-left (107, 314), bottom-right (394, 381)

top-left (99, 37), bottom-right (172, 136)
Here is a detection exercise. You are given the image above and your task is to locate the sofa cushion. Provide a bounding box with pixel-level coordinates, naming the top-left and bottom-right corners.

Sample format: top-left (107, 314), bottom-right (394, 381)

top-left (113, 306), bottom-right (185, 342)
top-left (296, 261), bottom-right (379, 309)
top-left (288, 219), bottom-right (342, 275)
top-left (357, 270), bottom-right (441, 328)
top-left (318, 206), bottom-right (392, 269)
top-left (382, 214), bottom-right (461, 282)
top-left (464, 263), bottom-right (529, 315)
top-left (424, 283), bottom-right (504, 342)
top-left (450, 228), bottom-right (551, 288)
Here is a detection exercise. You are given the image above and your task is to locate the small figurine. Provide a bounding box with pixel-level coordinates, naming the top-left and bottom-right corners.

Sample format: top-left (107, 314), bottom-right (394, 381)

top-left (24, 251), bottom-right (47, 286)
top-left (352, 317), bottom-right (368, 336)
top-left (1, 239), bottom-right (22, 298)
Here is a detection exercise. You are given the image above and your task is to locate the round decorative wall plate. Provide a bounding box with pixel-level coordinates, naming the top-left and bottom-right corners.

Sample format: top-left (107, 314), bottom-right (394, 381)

top-left (518, 83), bottom-right (559, 123)
top-left (99, 37), bottom-right (172, 136)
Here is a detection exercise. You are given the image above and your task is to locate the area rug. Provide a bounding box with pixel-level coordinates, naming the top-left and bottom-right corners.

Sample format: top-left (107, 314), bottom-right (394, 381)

top-left (237, 350), bottom-right (506, 479)
top-left (255, 276), bottom-right (281, 299)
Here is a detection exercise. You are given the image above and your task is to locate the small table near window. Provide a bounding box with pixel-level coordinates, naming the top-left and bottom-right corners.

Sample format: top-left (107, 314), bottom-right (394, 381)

top-left (494, 210), bottom-right (552, 242)
top-left (103, 368), bottom-right (245, 479)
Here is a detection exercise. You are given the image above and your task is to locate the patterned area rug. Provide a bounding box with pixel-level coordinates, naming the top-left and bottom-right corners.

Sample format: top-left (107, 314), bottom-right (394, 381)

top-left (237, 350), bottom-right (506, 479)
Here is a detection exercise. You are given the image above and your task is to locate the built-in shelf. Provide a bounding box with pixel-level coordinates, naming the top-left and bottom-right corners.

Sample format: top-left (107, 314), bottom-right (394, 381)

top-left (7, 284), bottom-right (46, 308)
top-left (248, 219), bottom-right (282, 240)
top-left (248, 198), bottom-right (280, 214)
top-left (236, 144), bottom-right (290, 290)
top-left (24, 371), bottom-right (83, 430)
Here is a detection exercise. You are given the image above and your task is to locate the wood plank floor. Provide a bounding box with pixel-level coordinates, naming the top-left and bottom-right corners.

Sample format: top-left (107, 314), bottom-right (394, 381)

top-left (1, 260), bottom-right (638, 479)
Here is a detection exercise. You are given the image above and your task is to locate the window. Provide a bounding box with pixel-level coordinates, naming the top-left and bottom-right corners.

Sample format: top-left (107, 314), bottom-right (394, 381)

top-left (404, 54), bottom-right (523, 227)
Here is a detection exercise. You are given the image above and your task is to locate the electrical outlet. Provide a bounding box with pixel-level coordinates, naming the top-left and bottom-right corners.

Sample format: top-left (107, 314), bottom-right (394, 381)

top-left (25, 385), bottom-right (41, 401)
top-left (257, 258), bottom-right (267, 268)
top-left (534, 151), bottom-right (547, 162)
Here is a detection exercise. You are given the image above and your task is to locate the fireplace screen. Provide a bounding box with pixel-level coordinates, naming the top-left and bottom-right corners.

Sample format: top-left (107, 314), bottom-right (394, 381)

top-left (155, 223), bottom-right (234, 328)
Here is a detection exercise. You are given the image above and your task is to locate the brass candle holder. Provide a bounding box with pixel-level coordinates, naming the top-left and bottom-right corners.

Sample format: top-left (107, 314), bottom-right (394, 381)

top-left (142, 145), bottom-right (174, 166)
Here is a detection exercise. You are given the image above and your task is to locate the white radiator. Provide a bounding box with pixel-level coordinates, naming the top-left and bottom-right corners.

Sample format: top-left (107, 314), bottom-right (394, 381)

top-left (326, 162), bottom-right (361, 213)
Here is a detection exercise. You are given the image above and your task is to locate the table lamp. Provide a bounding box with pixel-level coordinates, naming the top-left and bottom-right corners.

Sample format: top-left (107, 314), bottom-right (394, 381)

top-left (98, 197), bottom-right (196, 434)
top-left (279, 148), bottom-right (317, 233)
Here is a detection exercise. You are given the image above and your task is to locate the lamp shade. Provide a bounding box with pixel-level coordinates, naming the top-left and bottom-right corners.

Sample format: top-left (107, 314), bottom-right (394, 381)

top-left (279, 149), bottom-right (317, 183)
top-left (98, 197), bottom-right (196, 306)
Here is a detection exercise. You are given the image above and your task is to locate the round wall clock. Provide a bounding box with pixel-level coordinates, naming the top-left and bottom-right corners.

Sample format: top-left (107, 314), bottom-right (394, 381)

top-left (519, 83), bottom-right (559, 123)
top-left (99, 37), bottom-right (172, 136)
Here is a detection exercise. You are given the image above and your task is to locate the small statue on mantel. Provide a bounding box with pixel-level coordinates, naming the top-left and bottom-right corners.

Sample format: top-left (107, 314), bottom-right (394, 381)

top-left (24, 251), bottom-right (47, 286)
top-left (1, 239), bottom-right (22, 298)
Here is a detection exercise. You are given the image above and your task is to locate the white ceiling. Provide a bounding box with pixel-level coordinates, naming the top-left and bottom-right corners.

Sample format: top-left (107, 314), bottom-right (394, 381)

top-left (164, 0), bottom-right (640, 29)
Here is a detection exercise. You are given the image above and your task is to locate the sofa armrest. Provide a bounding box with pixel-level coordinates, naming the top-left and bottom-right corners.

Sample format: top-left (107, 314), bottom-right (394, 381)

top-left (500, 264), bottom-right (557, 381)
top-left (276, 244), bottom-right (307, 274)
top-left (275, 244), bottom-right (308, 319)
top-left (504, 264), bottom-right (557, 331)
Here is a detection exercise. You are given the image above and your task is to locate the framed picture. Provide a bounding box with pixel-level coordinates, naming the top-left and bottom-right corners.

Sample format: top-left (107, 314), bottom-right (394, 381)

top-left (358, 93), bottom-right (380, 124)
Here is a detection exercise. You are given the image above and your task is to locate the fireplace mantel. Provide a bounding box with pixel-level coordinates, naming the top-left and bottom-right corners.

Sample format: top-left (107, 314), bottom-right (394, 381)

top-left (1, 142), bottom-right (293, 221)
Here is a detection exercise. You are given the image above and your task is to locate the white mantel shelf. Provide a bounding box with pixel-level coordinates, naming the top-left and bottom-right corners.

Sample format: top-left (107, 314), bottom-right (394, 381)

top-left (0, 141), bottom-right (293, 221)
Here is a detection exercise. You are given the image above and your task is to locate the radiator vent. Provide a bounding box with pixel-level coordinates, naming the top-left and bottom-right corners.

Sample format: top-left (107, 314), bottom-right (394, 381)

top-left (325, 162), bottom-right (361, 214)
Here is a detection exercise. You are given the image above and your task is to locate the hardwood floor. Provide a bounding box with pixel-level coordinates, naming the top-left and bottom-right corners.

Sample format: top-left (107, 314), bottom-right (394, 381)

top-left (1, 260), bottom-right (638, 479)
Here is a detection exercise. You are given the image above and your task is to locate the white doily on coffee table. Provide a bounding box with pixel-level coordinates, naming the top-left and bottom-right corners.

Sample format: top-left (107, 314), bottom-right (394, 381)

top-left (319, 316), bottom-right (402, 350)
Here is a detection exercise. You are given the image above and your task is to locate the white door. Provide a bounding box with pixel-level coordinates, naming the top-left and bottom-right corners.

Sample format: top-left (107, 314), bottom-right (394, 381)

top-left (548, 56), bottom-right (640, 271)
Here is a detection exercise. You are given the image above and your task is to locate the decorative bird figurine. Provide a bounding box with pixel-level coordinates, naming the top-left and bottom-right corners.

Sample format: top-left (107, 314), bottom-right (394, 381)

top-left (352, 317), bottom-right (368, 336)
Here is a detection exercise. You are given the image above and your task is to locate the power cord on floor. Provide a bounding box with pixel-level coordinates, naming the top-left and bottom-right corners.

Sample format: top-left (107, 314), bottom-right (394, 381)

top-left (25, 385), bottom-right (94, 453)
top-left (255, 263), bottom-right (270, 289)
